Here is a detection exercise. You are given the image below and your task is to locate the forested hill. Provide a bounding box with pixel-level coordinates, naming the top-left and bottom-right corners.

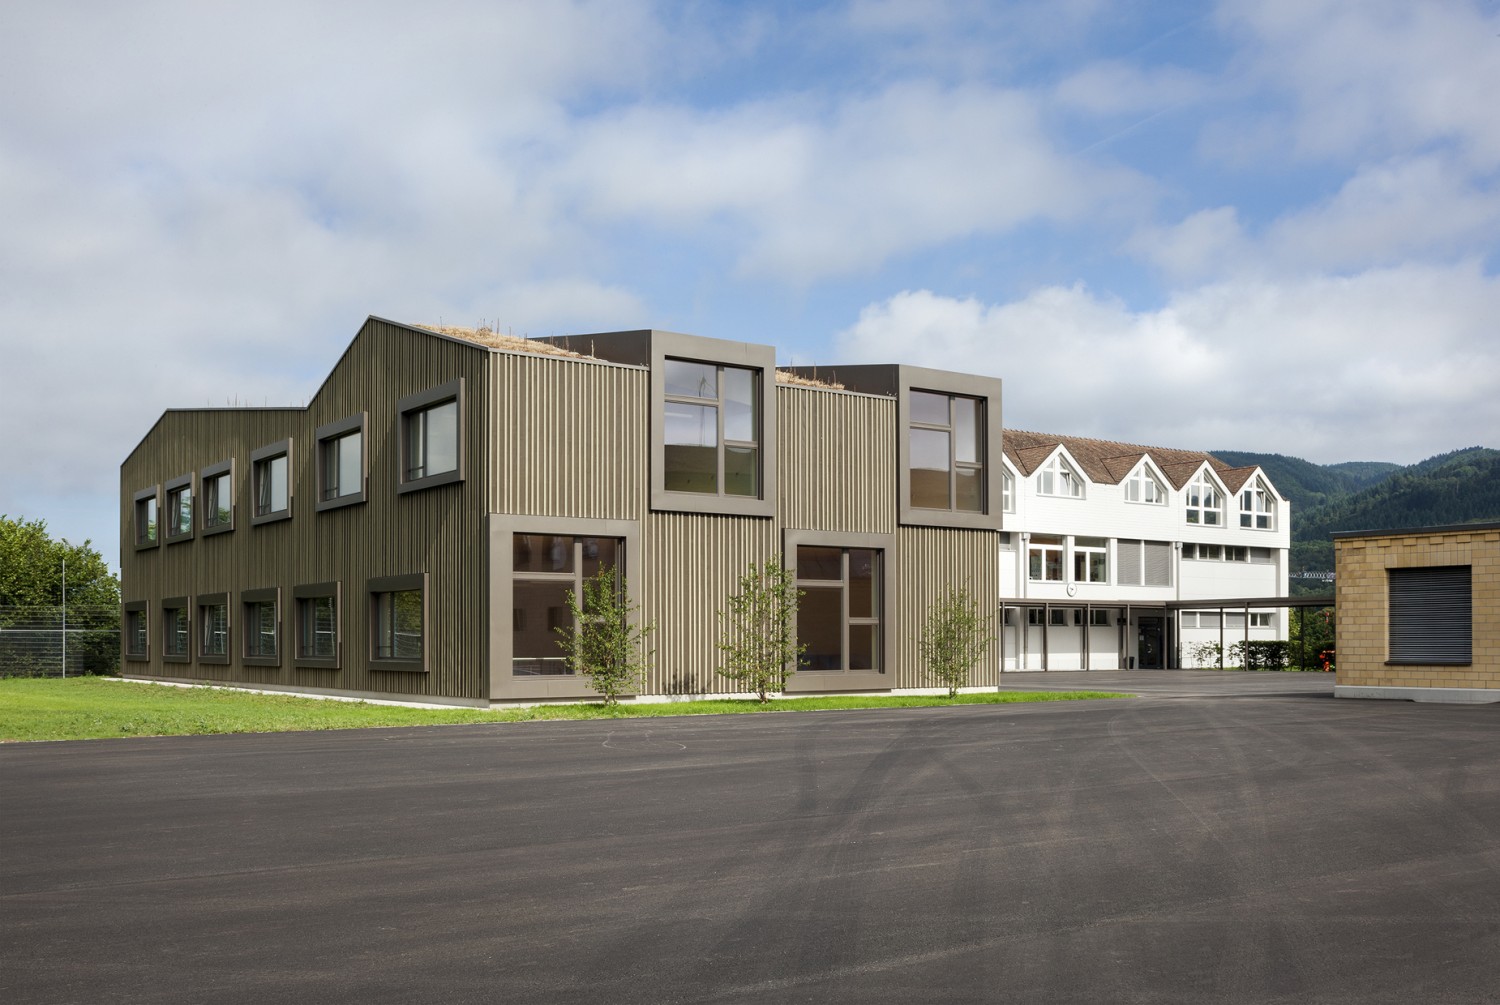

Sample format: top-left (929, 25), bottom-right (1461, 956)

top-left (1210, 451), bottom-right (1399, 512)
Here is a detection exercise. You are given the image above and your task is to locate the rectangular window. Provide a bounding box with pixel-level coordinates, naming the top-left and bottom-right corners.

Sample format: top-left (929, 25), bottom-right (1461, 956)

top-left (162, 597), bottom-right (190, 662)
top-left (909, 390), bottom-right (983, 512)
top-left (512, 535), bottom-right (622, 676)
top-left (123, 601), bottom-right (149, 660)
top-left (795, 545), bottom-right (883, 673)
top-left (1088, 609), bottom-right (1110, 627)
top-left (1049, 608), bottom-right (1070, 627)
top-left (316, 414), bottom-right (367, 511)
top-left (242, 588), bottom-right (280, 666)
top-left (399, 378), bottom-right (464, 493)
top-left (369, 574), bottom-right (426, 670)
top-left (251, 439), bottom-right (292, 524)
top-left (164, 474), bottom-right (194, 543)
top-left (200, 460), bottom-right (233, 535)
top-left (1117, 540), bottom-right (1172, 587)
top-left (1028, 534), bottom-right (1064, 582)
top-left (1027, 608), bottom-right (1045, 626)
top-left (197, 594), bottom-right (229, 663)
top-left (133, 487), bottom-right (160, 549)
top-left (663, 359), bottom-right (759, 498)
top-left (293, 582), bottom-right (340, 668)
top-left (1250, 612), bottom-right (1274, 628)
top-left (1073, 537), bottom-right (1107, 584)
top-left (1388, 566), bottom-right (1472, 665)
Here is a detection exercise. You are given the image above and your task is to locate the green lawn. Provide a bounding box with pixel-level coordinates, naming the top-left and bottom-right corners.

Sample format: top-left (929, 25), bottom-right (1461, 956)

top-left (0, 677), bottom-right (1130, 742)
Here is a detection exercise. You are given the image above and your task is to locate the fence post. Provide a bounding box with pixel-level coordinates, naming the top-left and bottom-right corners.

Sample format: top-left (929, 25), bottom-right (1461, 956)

top-left (61, 556), bottom-right (67, 678)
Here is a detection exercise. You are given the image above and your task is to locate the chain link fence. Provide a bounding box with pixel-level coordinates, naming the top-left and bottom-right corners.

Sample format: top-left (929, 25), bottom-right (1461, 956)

top-left (0, 605), bottom-right (120, 677)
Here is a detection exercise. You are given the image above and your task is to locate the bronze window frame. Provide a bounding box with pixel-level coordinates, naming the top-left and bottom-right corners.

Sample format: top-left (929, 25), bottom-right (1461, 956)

top-left (133, 486), bottom-right (160, 550)
top-left (397, 378), bottom-right (465, 494)
top-left (292, 581), bottom-right (341, 670)
top-left (250, 439), bottom-right (293, 525)
top-left (368, 573), bottom-right (427, 672)
top-left (314, 413), bottom-right (368, 512)
top-left (164, 473), bottom-right (195, 545)
top-left (200, 459), bottom-right (235, 536)
top-left (241, 587), bottom-right (281, 667)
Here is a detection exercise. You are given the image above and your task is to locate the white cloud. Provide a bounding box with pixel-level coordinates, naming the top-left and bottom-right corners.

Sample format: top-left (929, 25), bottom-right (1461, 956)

top-left (1053, 61), bottom-right (1208, 117)
top-left (836, 262), bottom-right (1500, 463)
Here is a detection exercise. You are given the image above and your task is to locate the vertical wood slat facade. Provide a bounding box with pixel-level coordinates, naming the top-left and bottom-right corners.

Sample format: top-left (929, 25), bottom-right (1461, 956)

top-left (123, 318), bottom-right (1005, 703)
top-left (120, 319), bottom-right (492, 702)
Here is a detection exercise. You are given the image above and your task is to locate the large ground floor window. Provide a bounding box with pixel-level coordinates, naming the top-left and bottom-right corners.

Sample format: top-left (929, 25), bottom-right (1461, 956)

top-left (794, 544), bottom-right (883, 673)
top-left (512, 534), bottom-right (622, 676)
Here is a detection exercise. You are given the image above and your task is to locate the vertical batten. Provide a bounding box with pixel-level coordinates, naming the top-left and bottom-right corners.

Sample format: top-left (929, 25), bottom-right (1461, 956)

top-left (777, 386), bottom-right (896, 533)
top-left (894, 526), bottom-right (1003, 688)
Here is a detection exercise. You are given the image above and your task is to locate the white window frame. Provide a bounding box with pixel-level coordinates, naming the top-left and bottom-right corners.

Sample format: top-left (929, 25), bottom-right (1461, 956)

top-left (1185, 470), bottom-right (1224, 526)
top-left (1240, 478), bottom-right (1275, 530)
top-left (1037, 453), bottom-right (1085, 499)
top-left (1028, 534), bottom-right (1065, 582)
top-left (1124, 464), bottom-right (1167, 505)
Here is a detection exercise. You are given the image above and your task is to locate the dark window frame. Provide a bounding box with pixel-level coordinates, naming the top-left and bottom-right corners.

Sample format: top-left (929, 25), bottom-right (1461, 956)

top-left (488, 514), bottom-right (642, 700)
top-left (133, 486), bottom-right (161, 550)
top-left (250, 439), bottom-right (293, 525)
top-left (397, 378), bottom-right (466, 494)
top-left (241, 587), bottom-right (281, 667)
top-left (292, 581), bottom-right (341, 670)
top-left (123, 600), bottom-right (149, 662)
top-left (315, 413), bottom-right (368, 512)
top-left (782, 529), bottom-right (894, 693)
top-left (196, 592), bottom-right (230, 664)
top-left (896, 368), bottom-right (1003, 530)
top-left (161, 596), bottom-right (191, 663)
top-left (368, 573), bottom-right (428, 672)
top-left (908, 389), bottom-right (986, 513)
top-left (649, 333), bottom-right (777, 518)
top-left (163, 473), bottom-right (196, 544)
top-left (200, 459), bottom-right (235, 536)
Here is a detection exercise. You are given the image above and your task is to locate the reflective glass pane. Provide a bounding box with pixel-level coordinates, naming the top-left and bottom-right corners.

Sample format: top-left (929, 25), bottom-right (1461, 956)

top-left (336, 432), bottom-right (361, 497)
top-left (665, 401), bottom-right (716, 447)
top-left (425, 401), bottom-right (459, 475)
top-left (910, 390), bottom-right (949, 426)
top-left (797, 546), bottom-right (842, 581)
top-left (391, 590), bottom-right (422, 659)
top-left (848, 550), bottom-right (876, 618)
top-left (514, 534), bottom-right (574, 573)
top-left (301, 597), bottom-right (336, 658)
top-left (579, 537), bottom-right (618, 579)
top-left (797, 586), bottom-right (843, 670)
top-left (849, 624), bottom-right (877, 671)
top-left (1046, 549), bottom-right (1063, 581)
top-left (910, 427), bottom-right (951, 508)
top-left (664, 359), bottom-right (718, 399)
top-left (723, 366), bottom-right (756, 442)
top-left (953, 397), bottom-right (978, 462)
top-left (955, 466), bottom-right (982, 512)
top-left (724, 445), bottom-right (757, 496)
top-left (270, 456), bottom-right (288, 511)
top-left (513, 580), bottom-right (574, 676)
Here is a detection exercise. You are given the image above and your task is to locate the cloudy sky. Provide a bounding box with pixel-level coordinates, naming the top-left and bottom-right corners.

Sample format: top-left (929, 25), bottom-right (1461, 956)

top-left (3, 0), bottom-right (1498, 566)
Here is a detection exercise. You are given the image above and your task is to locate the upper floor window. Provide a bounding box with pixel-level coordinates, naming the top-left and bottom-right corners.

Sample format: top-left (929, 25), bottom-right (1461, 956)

top-left (250, 439), bottom-right (292, 525)
top-left (909, 390), bottom-right (983, 512)
top-left (663, 359), bottom-right (759, 498)
top-left (164, 474), bottom-right (194, 543)
top-left (1028, 534), bottom-right (1064, 582)
top-left (316, 414), bottom-right (367, 511)
top-left (1037, 454), bottom-right (1084, 499)
top-left (133, 487), bottom-right (159, 549)
top-left (1074, 537), bottom-right (1108, 583)
top-left (1185, 471), bottom-right (1223, 525)
top-left (398, 378), bottom-right (465, 494)
top-left (201, 460), bottom-right (233, 535)
top-left (1001, 468), bottom-right (1015, 513)
top-left (1240, 479), bottom-right (1275, 529)
top-left (1124, 466), bottom-right (1166, 505)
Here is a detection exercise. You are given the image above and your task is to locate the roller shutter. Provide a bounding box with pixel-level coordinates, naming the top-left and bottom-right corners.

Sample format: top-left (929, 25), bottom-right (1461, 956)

top-left (1388, 566), bottom-right (1471, 665)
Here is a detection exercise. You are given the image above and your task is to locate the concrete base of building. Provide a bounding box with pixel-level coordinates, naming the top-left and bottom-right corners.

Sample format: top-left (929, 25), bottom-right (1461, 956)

top-left (1335, 684), bottom-right (1500, 704)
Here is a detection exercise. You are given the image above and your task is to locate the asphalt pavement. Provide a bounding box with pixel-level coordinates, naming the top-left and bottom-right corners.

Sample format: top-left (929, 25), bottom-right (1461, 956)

top-left (4, 671), bottom-right (1498, 1004)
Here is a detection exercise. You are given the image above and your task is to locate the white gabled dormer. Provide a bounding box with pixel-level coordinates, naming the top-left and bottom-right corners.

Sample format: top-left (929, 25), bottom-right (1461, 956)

top-left (1184, 464), bottom-right (1228, 527)
top-left (1035, 446), bottom-right (1088, 500)
top-left (1122, 458), bottom-right (1169, 506)
top-left (1237, 471), bottom-right (1278, 530)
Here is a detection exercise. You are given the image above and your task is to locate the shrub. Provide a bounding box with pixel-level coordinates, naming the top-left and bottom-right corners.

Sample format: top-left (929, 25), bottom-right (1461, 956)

top-left (919, 585), bottom-right (995, 698)
top-left (555, 567), bottom-right (654, 706)
top-left (717, 558), bottom-right (803, 703)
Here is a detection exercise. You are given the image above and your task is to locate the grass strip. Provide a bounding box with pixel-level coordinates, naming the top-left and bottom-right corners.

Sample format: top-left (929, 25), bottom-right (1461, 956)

top-left (0, 677), bottom-right (1130, 742)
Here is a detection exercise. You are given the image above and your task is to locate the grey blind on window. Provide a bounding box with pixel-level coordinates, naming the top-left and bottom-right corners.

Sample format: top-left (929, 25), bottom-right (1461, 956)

top-left (1144, 541), bottom-right (1172, 586)
top-left (1389, 565), bottom-right (1471, 665)
top-left (1250, 547), bottom-right (1275, 565)
top-left (1118, 540), bottom-right (1142, 585)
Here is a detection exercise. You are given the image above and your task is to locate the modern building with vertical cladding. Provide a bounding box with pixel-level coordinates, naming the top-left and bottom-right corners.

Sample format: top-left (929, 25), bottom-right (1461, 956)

top-left (120, 316), bottom-right (1290, 705)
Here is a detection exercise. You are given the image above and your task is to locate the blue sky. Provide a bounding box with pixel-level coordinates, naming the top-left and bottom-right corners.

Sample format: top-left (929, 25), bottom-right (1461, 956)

top-left (2, 0), bottom-right (1498, 567)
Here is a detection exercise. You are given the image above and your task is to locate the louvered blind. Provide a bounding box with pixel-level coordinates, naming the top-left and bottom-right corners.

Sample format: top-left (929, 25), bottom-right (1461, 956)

top-left (1144, 541), bottom-right (1173, 586)
top-left (1388, 566), bottom-right (1471, 665)
top-left (1118, 540), bottom-right (1143, 585)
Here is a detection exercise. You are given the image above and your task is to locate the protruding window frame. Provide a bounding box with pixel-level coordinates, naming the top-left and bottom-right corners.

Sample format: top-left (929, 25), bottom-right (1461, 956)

top-left (132, 486), bottom-right (161, 550)
top-left (164, 473), bottom-right (195, 545)
top-left (200, 459), bottom-right (235, 536)
top-left (783, 529), bottom-right (895, 693)
top-left (315, 413), bottom-right (368, 512)
top-left (397, 378), bottom-right (466, 495)
top-left (241, 587), bottom-right (281, 667)
top-left (368, 573), bottom-right (428, 672)
top-left (292, 581), bottom-right (341, 670)
top-left (123, 600), bottom-right (149, 662)
top-left (161, 596), bottom-right (191, 663)
top-left (196, 592), bottom-right (230, 664)
top-left (250, 439), bottom-right (293, 526)
top-left (894, 367), bottom-right (1003, 531)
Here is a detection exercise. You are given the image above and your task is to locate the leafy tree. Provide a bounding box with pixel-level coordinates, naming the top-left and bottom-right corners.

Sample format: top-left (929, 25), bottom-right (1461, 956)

top-left (918, 585), bottom-right (995, 698)
top-left (1188, 641), bottom-right (1223, 669)
top-left (555, 567), bottom-right (654, 707)
top-left (0, 515), bottom-right (120, 675)
top-left (717, 558), bottom-right (803, 703)
top-left (1288, 605), bottom-right (1336, 671)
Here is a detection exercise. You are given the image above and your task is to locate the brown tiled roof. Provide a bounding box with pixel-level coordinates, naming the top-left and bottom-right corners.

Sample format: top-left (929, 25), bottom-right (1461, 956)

top-left (1002, 429), bottom-right (1254, 490)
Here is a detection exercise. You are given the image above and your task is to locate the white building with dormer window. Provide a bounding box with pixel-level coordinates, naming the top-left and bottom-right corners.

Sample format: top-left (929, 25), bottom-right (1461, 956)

top-left (997, 429), bottom-right (1291, 670)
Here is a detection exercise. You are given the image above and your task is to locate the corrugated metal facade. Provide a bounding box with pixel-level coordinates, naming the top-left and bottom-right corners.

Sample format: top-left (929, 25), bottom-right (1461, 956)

top-left (119, 318), bottom-right (492, 701)
top-left (123, 320), bottom-right (1002, 703)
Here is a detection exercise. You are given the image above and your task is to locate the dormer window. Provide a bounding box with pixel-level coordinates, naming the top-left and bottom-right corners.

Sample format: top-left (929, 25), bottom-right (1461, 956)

top-left (1186, 471), bottom-right (1224, 525)
top-left (1240, 479), bottom-right (1275, 530)
top-left (1037, 454), bottom-right (1084, 498)
top-left (908, 390), bottom-right (984, 512)
top-left (663, 359), bottom-right (760, 498)
top-left (1124, 466), bottom-right (1166, 504)
top-left (1001, 468), bottom-right (1015, 513)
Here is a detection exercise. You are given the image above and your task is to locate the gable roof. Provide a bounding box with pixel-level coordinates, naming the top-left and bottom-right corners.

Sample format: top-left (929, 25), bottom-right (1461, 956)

top-left (1002, 429), bottom-right (1259, 492)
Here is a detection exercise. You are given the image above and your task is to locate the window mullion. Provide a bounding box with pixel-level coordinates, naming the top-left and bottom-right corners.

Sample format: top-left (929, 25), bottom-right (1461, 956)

top-left (841, 550), bottom-right (851, 672)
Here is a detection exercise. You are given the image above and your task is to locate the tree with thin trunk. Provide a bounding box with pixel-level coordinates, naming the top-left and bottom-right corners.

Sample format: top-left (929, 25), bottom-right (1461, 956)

top-left (717, 558), bottom-right (803, 703)
top-left (555, 567), bottom-right (654, 707)
top-left (919, 584), bottom-right (996, 698)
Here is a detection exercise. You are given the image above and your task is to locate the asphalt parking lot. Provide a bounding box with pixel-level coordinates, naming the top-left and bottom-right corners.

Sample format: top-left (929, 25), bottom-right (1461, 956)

top-left (4, 672), bottom-right (1499, 1004)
